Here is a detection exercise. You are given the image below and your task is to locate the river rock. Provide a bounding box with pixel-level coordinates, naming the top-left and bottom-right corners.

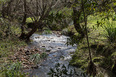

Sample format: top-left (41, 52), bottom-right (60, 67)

top-left (46, 49), bottom-right (51, 52)
top-left (49, 46), bottom-right (53, 49)
top-left (58, 48), bottom-right (61, 49)
top-left (47, 40), bottom-right (50, 41)
top-left (35, 36), bottom-right (40, 39)
top-left (57, 35), bottom-right (61, 37)
top-left (53, 41), bottom-right (55, 42)
top-left (42, 46), bottom-right (45, 47)
top-left (31, 65), bottom-right (39, 69)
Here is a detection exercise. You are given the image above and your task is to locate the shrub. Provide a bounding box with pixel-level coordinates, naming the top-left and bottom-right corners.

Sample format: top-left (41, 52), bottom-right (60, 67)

top-left (1, 62), bottom-right (26, 77)
top-left (29, 53), bottom-right (41, 65)
top-left (0, 18), bottom-right (21, 38)
top-left (48, 63), bottom-right (88, 77)
top-left (40, 52), bottom-right (48, 59)
top-left (42, 28), bottom-right (52, 34)
top-left (103, 20), bottom-right (116, 43)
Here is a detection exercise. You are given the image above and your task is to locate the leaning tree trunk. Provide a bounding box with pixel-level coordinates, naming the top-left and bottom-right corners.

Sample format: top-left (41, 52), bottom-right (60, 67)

top-left (19, 14), bottom-right (27, 39)
top-left (24, 22), bottom-right (43, 40)
top-left (73, 7), bottom-right (85, 40)
top-left (19, 20), bottom-right (42, 41)
top-left (25, 23), bottom-right (38, 40)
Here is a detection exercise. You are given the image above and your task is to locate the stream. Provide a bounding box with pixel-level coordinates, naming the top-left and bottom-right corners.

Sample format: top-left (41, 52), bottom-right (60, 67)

top-left (27, 33), bottom-right (87, 77)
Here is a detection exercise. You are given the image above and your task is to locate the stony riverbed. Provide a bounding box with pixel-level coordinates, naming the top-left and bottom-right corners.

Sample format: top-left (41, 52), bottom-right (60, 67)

top-left (27, 33), bottom-right (87, 77)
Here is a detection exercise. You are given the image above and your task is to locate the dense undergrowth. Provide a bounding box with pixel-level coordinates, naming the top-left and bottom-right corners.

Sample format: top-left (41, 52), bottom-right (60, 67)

top-left (69, 14), bottom-right (116, 77)
top-left (0, 18), bottom-right (28, 77)
top-left (0, 38), bottom-right (27, 77)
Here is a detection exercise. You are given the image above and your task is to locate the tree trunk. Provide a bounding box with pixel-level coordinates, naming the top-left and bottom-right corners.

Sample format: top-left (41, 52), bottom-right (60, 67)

top-left (25, 25), bottom-right (37, 40)
top-left (1, 3), bottom-right (5, 18)
top-left (81, 0), bottom-right (96, 76)
top-left (112, 61), bottom-right (116, 75)
top-left (19, 14), bottom-right (27, 39)
top-left (36, 0), bottom-right (39, 16)
top-left (19, 0), bottom-right (27, 40)
top-left (7, 0), bottom-right (13, 17)
top-left (73, 7), bottom-right (85, 39)
top-left (25, 22), bottom-right (43, 40)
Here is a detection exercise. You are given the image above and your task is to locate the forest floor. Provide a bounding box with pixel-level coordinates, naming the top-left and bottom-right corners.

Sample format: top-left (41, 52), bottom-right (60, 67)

top-left (0, 37), bottom-right (28, 76)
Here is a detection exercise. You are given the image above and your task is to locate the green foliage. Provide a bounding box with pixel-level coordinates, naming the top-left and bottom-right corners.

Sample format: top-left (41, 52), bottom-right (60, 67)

top-left (46, 8), bottom-right (72, 31)
top-left (0, 17), bottom-right (27, 77)
top-left (92, 57), bottom-right (104, 63)
top-left (61, 28), bottom-right (68, 35)
top-left (0, 0), bottom-right (8, 4)
top-left (103, 20), bottom-right (116, 43)
top-left (69, 12), bottom-right (116, 76)
top-left (0, 18), bottom-right (21, 38)
top-left (0, 39), bottom-right (27, 77)
top-left (26, 17), bottom-right (35, 23)
top-left (111, 51), bottom-right (116, 58)
top-left (112, 15), bottom-right (116, 21)
top-left (29, 52), bottom-right (48, 65)
top-left (40, 52), bottom-right (47, 59)
top-left (100, 56), bottom-right (113, 69)
top-left (42, 28), bottom-right (52, 34)
top-left (66, 34), bottom-right (82, 46)
top-left (0, 39), bottom-right (26, 58)
top-left (0, 32), bottom-right (26, 77)
top-left (0, 0), bottom-right (116, 76)
top-left (29, 53), bottom-right (41, 65)
top-left (70, 50), bottom-right (88, 69)
top-left (70, 43), bottom-right (115, 76)
top-left (1, 62), bottom-right (26, 77)
top-left (64, 25), bottom-right (83, 46)
top-left (48, 63), bottom-right (88, 77)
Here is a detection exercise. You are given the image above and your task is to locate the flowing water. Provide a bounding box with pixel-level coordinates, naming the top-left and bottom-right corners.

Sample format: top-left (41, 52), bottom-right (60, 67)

top-left (27, 33), bottom-right (86, 77)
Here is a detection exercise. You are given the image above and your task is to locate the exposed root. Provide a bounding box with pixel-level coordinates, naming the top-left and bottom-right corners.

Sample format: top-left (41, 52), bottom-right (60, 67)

top-left (87, 61), bottom-right (97, 77)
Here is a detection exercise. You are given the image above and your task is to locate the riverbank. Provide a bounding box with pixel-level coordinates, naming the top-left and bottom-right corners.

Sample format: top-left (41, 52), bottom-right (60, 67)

top-left (69, 15), bottom-right (116, 77)
top-left (0, 37), bottom-right (27, 77)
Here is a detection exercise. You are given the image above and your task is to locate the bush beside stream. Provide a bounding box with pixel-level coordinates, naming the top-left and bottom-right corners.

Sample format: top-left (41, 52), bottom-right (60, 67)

top-left (69, 15), bottom-right (116, 77)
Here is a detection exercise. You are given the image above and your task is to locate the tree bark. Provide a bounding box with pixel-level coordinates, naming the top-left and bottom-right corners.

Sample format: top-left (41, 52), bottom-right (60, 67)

top-left (36, 0), bottom-right (39, 16)
top-left (25, 21), bottom-right (43, 40)
top-left (7, 0), bottom-right (13, 17)
top-left (82, 0), bottom-right (92, 61)
top-left (73, 7), bottom-right (85, 39)
top-left (19, 14), bottom-right (27, 39)
top-left (19, 0), bottom-right (27, 39)
top-left (1, 3), bottom-right (5, 18)
top-left (112, 61), bottom-right (116, 74)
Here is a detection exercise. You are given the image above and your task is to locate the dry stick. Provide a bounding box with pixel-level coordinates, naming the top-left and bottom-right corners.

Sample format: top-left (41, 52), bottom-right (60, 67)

top-left (82, 0), bottom-right (92, 62)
